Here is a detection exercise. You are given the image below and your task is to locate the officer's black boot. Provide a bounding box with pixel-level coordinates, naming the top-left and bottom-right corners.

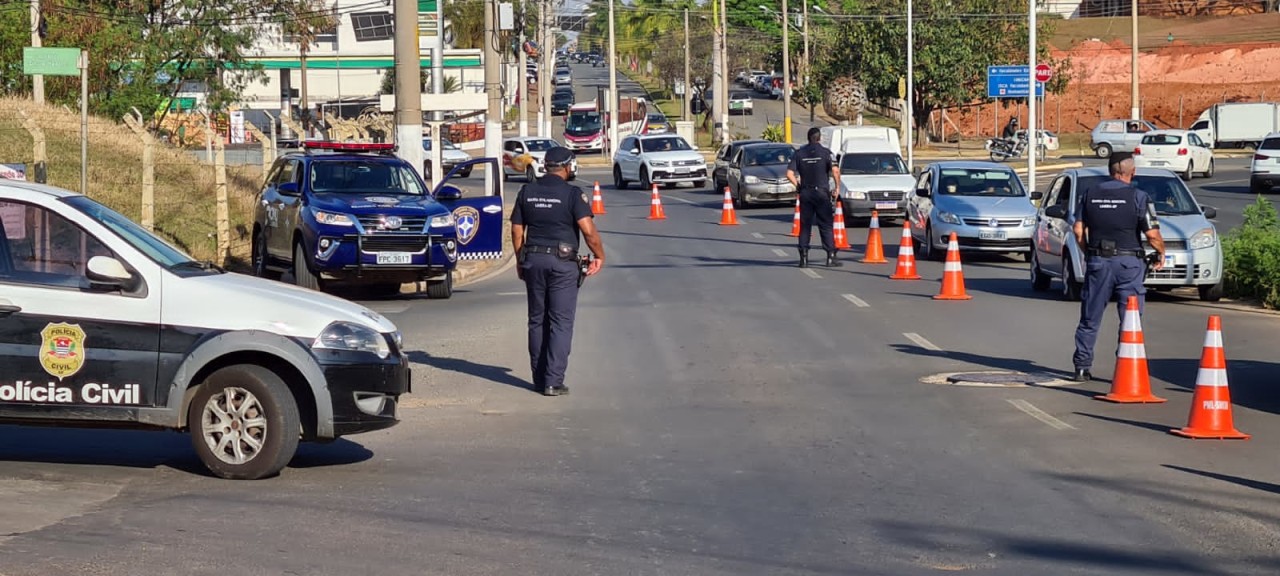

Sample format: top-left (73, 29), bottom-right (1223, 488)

top-left (798, 250), bottom-right (809, 268)
top-left (826, 251), bottom-right (842, 267)
top-left (1073, 368), bottom-right (1094, 382)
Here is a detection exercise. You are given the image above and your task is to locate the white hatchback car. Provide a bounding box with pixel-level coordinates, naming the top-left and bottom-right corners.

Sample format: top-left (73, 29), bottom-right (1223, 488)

top-left (1250, 132), bottom-right (1280, 194)
top-left (1134, 129), bottom-right (1215, 181)
top-left (612, 134), bottom-right (707, 190)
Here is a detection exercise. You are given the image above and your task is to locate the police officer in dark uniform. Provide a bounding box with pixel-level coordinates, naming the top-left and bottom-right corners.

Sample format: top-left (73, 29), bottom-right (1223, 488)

top-left (1071, 152), bottom-right (1165, 382)
top-left (786, 127), bottom-right (843, 268)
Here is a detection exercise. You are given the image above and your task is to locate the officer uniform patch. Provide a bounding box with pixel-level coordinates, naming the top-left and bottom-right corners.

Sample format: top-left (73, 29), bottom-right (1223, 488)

top-left (40, 323), bottom-right (86, 380)
top-left (453, 205), bottom-right (481, 245)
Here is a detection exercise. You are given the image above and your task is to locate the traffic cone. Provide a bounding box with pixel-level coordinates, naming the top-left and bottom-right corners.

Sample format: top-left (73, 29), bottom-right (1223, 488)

top-left (718, 186), bottom-right (740, 226)
top-left (590, 181), bottom-right (606, 215)
top-left (1171, 316), bottom-right (1250, 439)
top-left (889, 221), bottom-right (922, 280)
top-left (933, 233), bottom-right (972, 300)
top-left (861, 210), bottom-right (888, 264)
top-left (788, 197), bottom-right (801, 237)
top-left (1095, 295), bottom-right (1166, 404)
top-left (833, 200), bottom-right (851, 249)
top-left (647, 184), bottom-right (666, 220)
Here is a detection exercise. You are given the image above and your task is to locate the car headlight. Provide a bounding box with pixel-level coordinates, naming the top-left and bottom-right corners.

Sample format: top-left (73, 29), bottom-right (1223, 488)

top-left (313, 321), bottom-right (390, 359)
top-left (938, 211), bottom-right (962, 225)
top-left (1022, 215), bottom-right (1037, 226)
top-left (744, 175), bottom-right (760, 184)
top-left (430, 213), bottom-right (456, 228)
top-left (650, 160), bottom-right (671, 168)
top-left (847, 189), bottom-right (866, 200)
top-left (1189, 227), bottom-right (1217, 249)
top-left (314, 210), bottom-right (354, 226)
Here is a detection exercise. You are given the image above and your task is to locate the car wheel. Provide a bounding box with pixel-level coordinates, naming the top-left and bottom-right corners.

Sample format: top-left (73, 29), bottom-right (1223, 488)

top-left (1062, 257), bottom-right (1082, 301)
top-left (1182, 161), bottom-right (1194, 181)
top-left (692, 179), bottom-right (706, 189)
top-left (427, 270), bottom-right (454, 299)
top-left (613, 165), bottom-right (628, 189)
top-left (732, 184), bottom-right (746, 209)
top-left (1095, 143), bottom-right (1112, 159)
top-left (251, 230), bottom-right (279, 279)
top-left (368, 282), bottom-right (403, 298)
top-left (639, 168), bottom-right (652, 191)
top-left (1030, 250), bottom-right (1051, 292)
top-left (188, 364), bottom-right (301, 480)
top-left (1250, 180), bottom-right (1267, 195)
top-left (1199, 281), bottom-right (1224, 302)
top-left (1203, 158), bottom-right (1214, 178)
top-left (293, 242), bottom-right (323, 292)
top-left (921, 224), bottom-right (943, 261)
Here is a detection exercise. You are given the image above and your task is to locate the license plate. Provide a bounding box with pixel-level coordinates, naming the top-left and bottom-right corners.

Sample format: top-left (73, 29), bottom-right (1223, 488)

top-left (875, 201), bottom-right (898, 210)
top-left (768, 185), bottom-right (791, 194)
top-left (1150, 161), bottom-right (1167, 166)
top-left (730, 103), bottom-right (744, 109)
top-left (676, 167), bottom-right (689, 174)
top-left (979, 230), bottom-right (1007, 240)
top-left (376, 252), bottom-right (413, 265)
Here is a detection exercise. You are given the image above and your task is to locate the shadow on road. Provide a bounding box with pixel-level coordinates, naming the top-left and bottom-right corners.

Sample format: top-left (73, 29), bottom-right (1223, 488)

top-left (1149, 357), bottom-right (1280, 417)
top-left (1163, 464), bottom-right (1280, 496)
top-left (406, 350), bottom-right (538, 394)
top-left (1073, 411), bottom-right (1175, 434)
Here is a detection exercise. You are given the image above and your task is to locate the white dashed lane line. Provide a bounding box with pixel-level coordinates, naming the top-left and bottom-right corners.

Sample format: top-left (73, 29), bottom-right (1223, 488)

top-left (842, 293), bottom-right (870, 308)
top-left (801, 268), bottom-right (822, 279)
top-left (903, 332), bottom-right (942, 351)
top-left (772, 248), bottom-right (789, 257)
top-left (751, 232), bottom-right (764, 239)
top-left (1007, 399), bottom-right (1076, 430)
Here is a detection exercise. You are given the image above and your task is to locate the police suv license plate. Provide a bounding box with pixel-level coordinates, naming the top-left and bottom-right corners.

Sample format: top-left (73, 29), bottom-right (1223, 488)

top-left (875, 201), bottom-right (897, 210)
top-left (376, 252), bottom-right (413, 265)
top-left (676, 167), bottom-right (689, 174)
top-left (979, 230), bottom-right (1007, 240)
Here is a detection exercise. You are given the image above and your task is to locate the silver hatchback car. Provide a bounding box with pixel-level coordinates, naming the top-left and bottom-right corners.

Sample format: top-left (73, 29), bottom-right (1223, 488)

top-left (907, 161), bottom-right (1041, 261)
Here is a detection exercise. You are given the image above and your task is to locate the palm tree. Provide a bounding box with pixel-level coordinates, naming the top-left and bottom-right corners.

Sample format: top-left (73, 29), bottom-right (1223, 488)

top-left (278, 0), bottom-right (338, 134)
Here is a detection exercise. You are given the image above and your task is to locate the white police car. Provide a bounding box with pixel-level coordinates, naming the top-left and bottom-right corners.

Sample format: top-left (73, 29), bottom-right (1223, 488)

top-left (0, 180), bottom-right (410, 479)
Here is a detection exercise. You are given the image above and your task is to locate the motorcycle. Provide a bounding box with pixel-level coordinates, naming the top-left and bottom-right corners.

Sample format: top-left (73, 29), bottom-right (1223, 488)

top-left (985, 133), bottom-right (1046, 162)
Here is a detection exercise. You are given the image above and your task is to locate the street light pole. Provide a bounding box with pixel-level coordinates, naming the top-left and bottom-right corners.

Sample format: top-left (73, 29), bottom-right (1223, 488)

top-left (1130, 0), bottom-right (1140, 119)
top-left (607, 0), bottom-right (618, 157)
top-left (519, 0), bottom-right (529, 137)
top-left (782, 0), bottom-right (792, 143)
top-left (1028, 0), bottom-right (1038, 195)
top-left (394, 0), bottom-right (425, 180)
top-left (906, 0), bottom-right (914, 170)
top-left (720, 0), bottom-right (729, 144)
top-left (684, 8), bottom-right (691, 121)
top-left (803, 0), bottom-right (809, 86)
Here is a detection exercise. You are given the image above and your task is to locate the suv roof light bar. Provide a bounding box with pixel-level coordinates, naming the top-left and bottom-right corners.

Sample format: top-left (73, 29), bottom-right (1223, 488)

top-left (302, 141), bottom-right (398, 153)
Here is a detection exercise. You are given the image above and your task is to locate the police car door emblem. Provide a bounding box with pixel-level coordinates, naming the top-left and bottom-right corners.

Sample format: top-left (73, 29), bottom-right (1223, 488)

top-left (453, 206), bottom-right (481, 245)
top-left (382, 215), bottom-right (402, 230)
top-left (482, 204), bottom-right (502, 214)
top-left (40, 323), bottom-right (86, 380)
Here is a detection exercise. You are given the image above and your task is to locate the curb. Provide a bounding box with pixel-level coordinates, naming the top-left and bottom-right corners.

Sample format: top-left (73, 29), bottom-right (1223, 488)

top-left (1014, 161), bottom-right (1084, 173)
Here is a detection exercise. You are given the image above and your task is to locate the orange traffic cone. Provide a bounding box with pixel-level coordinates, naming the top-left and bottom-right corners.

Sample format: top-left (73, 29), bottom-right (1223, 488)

top-left (1171, 316), bottom-right (1250, 439)
top-left (788, 198), bottom-right (801, 237)
top-left (861, 210), bottom-right (888, 264)
top-left (933, 233), bottom-right (972, 300)
top-left (590, 181), bottom-right (606, 215)
top-left (889, 221), bottom-right (922, 280)
top-left (1095, 295), bottom-right (1166, 404)
top-left (719, 186), bottom-right (740, 225)
top-left (647, 184), bottom-right (666, 220)
top-left (833, 200), bottom-right (851, 249)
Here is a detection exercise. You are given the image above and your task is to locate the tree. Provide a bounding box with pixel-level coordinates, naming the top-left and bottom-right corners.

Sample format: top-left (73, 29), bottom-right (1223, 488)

top-left (445, 0), bottom-right (485, 49)
top-left (278, 0), bottom-right (339, 131)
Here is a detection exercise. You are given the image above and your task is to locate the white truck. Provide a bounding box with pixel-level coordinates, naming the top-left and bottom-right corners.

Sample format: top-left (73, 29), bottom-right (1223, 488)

top-left (1190, 102), bottom-right (1280, 149)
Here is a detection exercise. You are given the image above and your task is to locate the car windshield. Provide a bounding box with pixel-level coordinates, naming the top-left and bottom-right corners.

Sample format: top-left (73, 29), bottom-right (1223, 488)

top-left (647, 114), bottom-right (666, 123)
top-left (1142, 134), bottom-right (1182, 145)
top-left (523, 139), bottom-right (557, 152)
top-left (731, 92), bottom-right (751, 100)
top-left (62, 195), bottom-right (196, 268)
top-left (840, 153), bottom-right (908, 174)
top-left (566, 112), bottom-right (602, 134)
top-left (309, 161), bottom-right (428, 196)
top-left (641, 137), bottom-right (692, 153)
top-left (742, 146), bottom-right (794, 166)
top-left (937, 168), bottom-right (1026, 197)
top-left (422, 139), bottom-right (460, 151)
top-left (1078, 175), bottom-right (1203, 216)
top-left (553, 92), bottom-right (573, 102)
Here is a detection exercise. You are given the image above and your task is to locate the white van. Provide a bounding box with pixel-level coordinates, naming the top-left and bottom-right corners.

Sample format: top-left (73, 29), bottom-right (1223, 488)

top-left (819, 125), bottom-right (901, 162)
top-left (836, 136), bottom-right (913, 222)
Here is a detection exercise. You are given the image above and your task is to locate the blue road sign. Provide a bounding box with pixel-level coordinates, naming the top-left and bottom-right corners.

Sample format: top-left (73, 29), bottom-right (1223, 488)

top-left (987, 65), bottom-right (1044, 99)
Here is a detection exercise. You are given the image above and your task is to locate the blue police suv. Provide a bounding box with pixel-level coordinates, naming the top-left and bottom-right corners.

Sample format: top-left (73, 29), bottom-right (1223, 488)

top-left (252, 142), bottom-right (466, 298)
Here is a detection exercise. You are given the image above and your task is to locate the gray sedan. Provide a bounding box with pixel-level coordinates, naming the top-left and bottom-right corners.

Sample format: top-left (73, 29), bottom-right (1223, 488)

top-left (727, 143), bottom-right (798, 209)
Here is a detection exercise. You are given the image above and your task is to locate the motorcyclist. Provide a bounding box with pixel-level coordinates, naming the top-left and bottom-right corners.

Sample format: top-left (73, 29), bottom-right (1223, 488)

top-left (1002, 117), bottom-right (1020, 141)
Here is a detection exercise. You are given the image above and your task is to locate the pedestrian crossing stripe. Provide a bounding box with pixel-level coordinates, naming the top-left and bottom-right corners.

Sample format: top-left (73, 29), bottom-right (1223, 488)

top-left (459, 251), bottom-right (504, 260)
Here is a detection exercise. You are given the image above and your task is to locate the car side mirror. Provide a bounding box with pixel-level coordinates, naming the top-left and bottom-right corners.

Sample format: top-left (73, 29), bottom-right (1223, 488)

top-left (1201, 205), bottom-right (1217, 219)
top-left (1030, 191), bottom-right (1044, 201)
top-left (1045, 205), bottom-right (1067, 219)
top-left (915, 187), bottom-right (931, 197)
top-left (435, 184), bottom-right (464, 201)
top-left (629, 148), bottom-right (640, 155)
top-left (86, 256), bottom-right (137, 291)
top-left (277, 182), bottom-right (300, 196)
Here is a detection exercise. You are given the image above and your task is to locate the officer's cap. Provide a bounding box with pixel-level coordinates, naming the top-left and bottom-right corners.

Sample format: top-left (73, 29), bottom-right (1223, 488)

top-left (544, 146), bottom-right (575, 168)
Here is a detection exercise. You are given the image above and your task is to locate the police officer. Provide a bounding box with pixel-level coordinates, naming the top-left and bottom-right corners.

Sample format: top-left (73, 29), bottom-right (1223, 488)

top-left (786, 127), bottom-right (842, 268)
top-left (511, 147), bottom-right (605, 396)
top-left (1070, 152), bottom-right (1165, 382)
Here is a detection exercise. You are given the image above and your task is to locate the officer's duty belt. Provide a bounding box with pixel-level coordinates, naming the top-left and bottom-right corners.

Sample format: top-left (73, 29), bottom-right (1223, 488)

top-left (1086, 249), bottom-right (1144, 257)
top-left (523, 245), bottom-right (559, 255)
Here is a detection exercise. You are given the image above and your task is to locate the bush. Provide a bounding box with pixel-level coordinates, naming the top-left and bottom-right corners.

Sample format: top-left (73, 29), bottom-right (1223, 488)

top-left (1221, 197), bottom-right (1280, 309)
top-left (761, 124), bottom-right (785, 142)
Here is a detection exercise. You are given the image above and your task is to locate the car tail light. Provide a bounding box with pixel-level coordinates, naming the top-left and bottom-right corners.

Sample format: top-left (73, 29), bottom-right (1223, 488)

top-left (1177, 148), bottom-right (1188, 156)
top-left (1133, 147), bottom-right (1141, 155)
top-left (1257, 154), bottom-right (1271, 161)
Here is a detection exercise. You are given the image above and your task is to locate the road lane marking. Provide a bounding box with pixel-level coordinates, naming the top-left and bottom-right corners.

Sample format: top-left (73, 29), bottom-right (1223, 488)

top-left (772, 248), bottom-right (789, 257)
top-left (842, 293), bottom-right (870, 308)
top-left (751, 232), bottom-right (764, 239)
top-left (903, 332), bottom-right (941, 351)
top-left (664, 194), bottom-right (698, 205)
top-left (801, 268), bottom-right (822, 279)
top-left (1007, 399), bottom-right (1076, 430)
top-left (496, 291), bottom-right (524, 296)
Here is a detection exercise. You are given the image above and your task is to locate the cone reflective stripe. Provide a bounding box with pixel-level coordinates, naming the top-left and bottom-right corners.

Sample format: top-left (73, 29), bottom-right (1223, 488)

top-left (833, 200), bottom-right (851, 249)
top-left (788, 198), bottom-right (801, 237)
top-left (889, 221), bottom-right (922, 280)
top-left (861, 210), bottom-right (888, 263)
top-left (590, 181), bottom-right (607, 214)
top-left (933, 233), bottom-right (972, 300)
top-left (1096, 295), bottom-right (1166, 404)
top-left (647, 184), bottom-right (666, 220)
top-left (1172, 316), bottom-right (1249, 439)
top-left (719, 186), bottom-right (740, 225)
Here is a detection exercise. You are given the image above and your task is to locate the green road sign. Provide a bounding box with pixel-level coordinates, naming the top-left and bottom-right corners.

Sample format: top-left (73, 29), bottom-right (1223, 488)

top-left (23, 47), bottom-right (81, 76)
top-left (418, 0), bottom-right (436, 11)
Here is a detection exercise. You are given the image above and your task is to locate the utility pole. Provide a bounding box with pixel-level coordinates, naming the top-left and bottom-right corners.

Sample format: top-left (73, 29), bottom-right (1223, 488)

top-left (683, 8), bottom-right (691, 121)
top-left (433, 0), bottom-right (444, 122)
top-left (906, 0), bottom-right (914, 170)
top-left (30, 0), bottom-right (43, 104)
top-left (394, 0), bottom-right (425, 180)
top-left (519, 0), bottom-right (529, 137)
top-left (782, 0), bottom-right (792, 143)
top-left (802, 0), bottom-right (809, 86)
top-left (543, 2), bottom-right (555, 138)
top-left (711, 0), bottom-right (723, 143)
top-left (607, 0), bottom-right (618, 157)
top-left (1130, 0), bottom-right (1140, 120)
top-left (719, 0), bottom-right (729, 144)
top-left (484, 0), bottom-right (502, 196)
top-left (1028, 0), bottom-right (1038, 194)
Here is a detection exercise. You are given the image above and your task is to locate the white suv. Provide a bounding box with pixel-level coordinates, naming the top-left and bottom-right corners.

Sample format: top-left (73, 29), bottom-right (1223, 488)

top-left (612, 134), bottom-right (707, 190)
top-left (1251, 132), bottom-right (1280, 194)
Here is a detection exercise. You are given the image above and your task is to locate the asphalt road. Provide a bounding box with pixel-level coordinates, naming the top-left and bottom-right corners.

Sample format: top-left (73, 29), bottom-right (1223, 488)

top-left (4, 164), bottom-right (1280, 575)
